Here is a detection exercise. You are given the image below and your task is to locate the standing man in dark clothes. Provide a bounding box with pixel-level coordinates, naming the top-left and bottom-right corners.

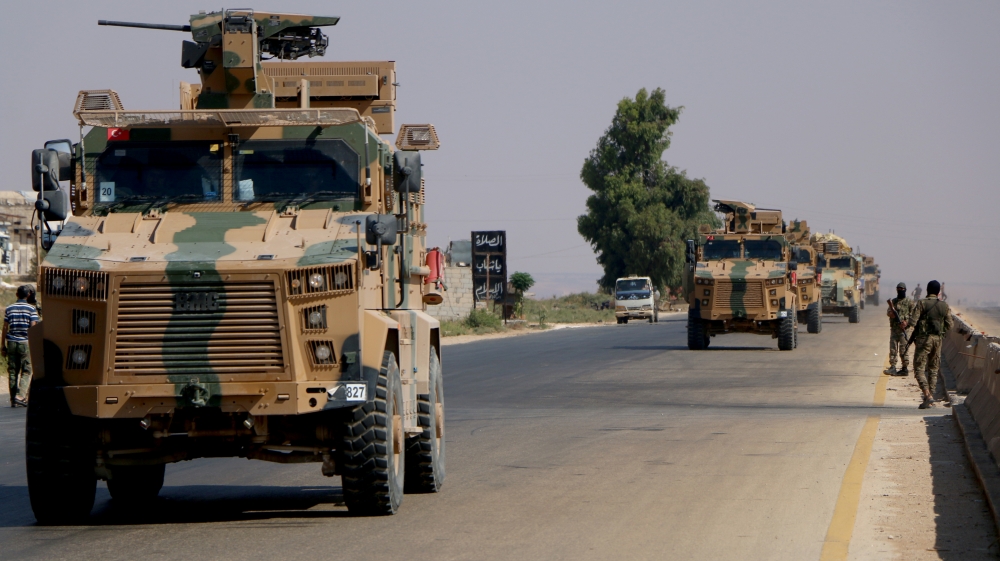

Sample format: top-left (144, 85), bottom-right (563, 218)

top-left (2, 285), bottom-right (39, 407)
top-left (911, 280), bottom-right (953, 409)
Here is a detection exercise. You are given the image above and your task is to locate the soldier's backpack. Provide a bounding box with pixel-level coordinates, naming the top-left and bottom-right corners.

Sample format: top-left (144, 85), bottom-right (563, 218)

top-left (922, 299), bottom-right (946, 336)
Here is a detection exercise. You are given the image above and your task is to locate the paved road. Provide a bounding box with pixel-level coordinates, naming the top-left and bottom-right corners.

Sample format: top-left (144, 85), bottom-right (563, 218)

top-left (0, 308), bottom-right (930, 560)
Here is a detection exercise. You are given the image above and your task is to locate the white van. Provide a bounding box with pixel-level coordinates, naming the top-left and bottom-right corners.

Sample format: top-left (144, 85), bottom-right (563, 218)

top-left (614, 276), bottom-right (659, 324)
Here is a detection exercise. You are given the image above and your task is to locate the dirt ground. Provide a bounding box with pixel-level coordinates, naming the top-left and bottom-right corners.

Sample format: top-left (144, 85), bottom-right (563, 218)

top-left (953, 306), bottom-right (1000, 338)
top-left (850, 368), bottom-right (998, 560)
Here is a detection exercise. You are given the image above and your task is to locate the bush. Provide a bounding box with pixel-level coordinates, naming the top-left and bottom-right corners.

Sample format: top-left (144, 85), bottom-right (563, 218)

top-left (465, 308), bottom-right (502, 329)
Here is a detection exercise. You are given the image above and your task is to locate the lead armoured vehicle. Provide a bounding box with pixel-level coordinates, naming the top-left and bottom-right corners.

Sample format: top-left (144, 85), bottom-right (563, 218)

top-left (784, 219), bottom-right (822, 334)
top-left (811, 232), bottom-right (862, 323)
top-left (26, 10), bottom-right (445, 524)
top-left (683, 200), bottom-right (799, 351)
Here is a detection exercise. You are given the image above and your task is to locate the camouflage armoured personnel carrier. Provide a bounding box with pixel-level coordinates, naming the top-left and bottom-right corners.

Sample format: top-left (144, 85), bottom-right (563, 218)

top-left (861, 255), bottom-right (880, 305)
top-left (784, 219), bottom-right (822, 334)
top-left (683, 200), bottom-right (799, 351)
top-left (811, 232), bottom-right (862, 323)
top-left (25, 10), bottom-right (445, 524)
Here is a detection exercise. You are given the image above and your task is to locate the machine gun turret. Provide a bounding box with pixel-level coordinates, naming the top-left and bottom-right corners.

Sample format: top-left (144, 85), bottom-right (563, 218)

top-left (99, 10), bottom-right (340, 109)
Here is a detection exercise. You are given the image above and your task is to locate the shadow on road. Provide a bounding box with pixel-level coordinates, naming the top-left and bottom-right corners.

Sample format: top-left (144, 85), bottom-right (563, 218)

top-left (0, 484), bottom-right (349, 528)
top-left (925, 416), bottom-right (999, 559)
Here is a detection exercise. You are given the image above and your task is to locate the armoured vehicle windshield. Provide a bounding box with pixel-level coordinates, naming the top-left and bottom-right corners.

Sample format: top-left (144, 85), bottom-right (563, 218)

top-left (234, 139), bottom-right (360, 203)
top-left (743, 239), bottom-right (783, 260)
top-left (792, 247), bottom-right (813, 264)
top-left (864, 265), bottom-right (877, 274)
top-left (827, 257), bottom-right (853, 269)
top-left (702, 239), bottom-right (741, 260)
top-left (93, 138), bottom-right (361, 208)
top-left (95, 141), bottom-right (223, 204)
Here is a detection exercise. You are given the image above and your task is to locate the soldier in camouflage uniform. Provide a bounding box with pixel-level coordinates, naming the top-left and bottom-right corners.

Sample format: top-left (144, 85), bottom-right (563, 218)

top-left (910, 280), bottom-right (953, 409)
top-left (884, 282), bottom-right (914, 376)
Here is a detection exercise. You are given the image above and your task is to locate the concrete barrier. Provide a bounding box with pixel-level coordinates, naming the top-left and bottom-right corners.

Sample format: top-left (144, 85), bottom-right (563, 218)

top-left (945, 314), bottom-right (1000, 466)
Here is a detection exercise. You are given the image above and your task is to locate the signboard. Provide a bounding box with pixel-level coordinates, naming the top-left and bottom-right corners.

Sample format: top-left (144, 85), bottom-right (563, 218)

top-left (471, 230), bottom-right (506, 302)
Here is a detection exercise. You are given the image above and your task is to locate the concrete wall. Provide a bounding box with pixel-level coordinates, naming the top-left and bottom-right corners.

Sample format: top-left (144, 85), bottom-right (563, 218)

top-left (944, 315), bottom-right (1000, 465)
top-left (425, 266), bottom-right (473, 321)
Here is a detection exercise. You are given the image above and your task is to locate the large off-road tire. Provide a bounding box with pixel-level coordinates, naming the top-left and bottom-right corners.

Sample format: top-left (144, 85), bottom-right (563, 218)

top-left (778, 315), bottom-right (796, 351)
top-left (107, 464), bottom-right (165, 507)
top-left (25, 387), bottom-right (98, 525)
top-left (807, 304), bottom-right (822, 334)
top-left (687, 314), bottom-right (708, 350)
top-left (405, 348), bottom-right (445, 493)
top-left (622, 317), bottom-right (629, 324)
top-left (340, 351), bottom-right (405, 515)
top-left (848, 304), bottom-right (860, 324)
top-left (616, 317), bottom-right (623, 325)
top-left (873, 290), bottom-right (880, 305)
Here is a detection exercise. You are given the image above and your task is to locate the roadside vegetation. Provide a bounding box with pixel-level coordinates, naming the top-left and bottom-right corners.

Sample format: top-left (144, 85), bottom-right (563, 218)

top-left (439, 293), bottom-right (616, 337)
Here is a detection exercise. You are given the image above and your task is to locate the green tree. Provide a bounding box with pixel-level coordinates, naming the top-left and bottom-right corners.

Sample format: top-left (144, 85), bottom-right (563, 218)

top-left (578, 88), bottom-right (718, 291)
top-left (510, 272), bottom-right (535, 318)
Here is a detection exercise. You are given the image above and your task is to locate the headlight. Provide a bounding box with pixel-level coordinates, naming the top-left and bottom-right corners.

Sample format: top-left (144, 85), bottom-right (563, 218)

top-left (51, 277), bottom-right (66, 290)
top-left (333, 272), bottom-right (348, 287)
top-left (71, 349), bottom-right (88, 365)
top-left (308, 273), bottom-right (325, 289)
top-left (770, 289), bottom-right (777, 296)
top-left (291, 278), bottom-right (301, 289)
top-left (308, 310), bottom-right (324, 327)
top-left (314, 344), bottom-right (332, 361)
top-left (77, 315), bottom-right (90, 330)
top-left (74, 277), bottom-right (90, 292)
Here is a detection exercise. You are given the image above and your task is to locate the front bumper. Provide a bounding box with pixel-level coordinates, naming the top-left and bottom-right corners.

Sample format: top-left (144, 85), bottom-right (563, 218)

top-left (62, 381), bottom-right (370, 419)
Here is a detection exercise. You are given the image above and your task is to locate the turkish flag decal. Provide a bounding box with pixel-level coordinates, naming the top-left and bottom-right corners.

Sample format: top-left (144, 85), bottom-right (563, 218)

top-left (107, 128), bottom-right (130, 141)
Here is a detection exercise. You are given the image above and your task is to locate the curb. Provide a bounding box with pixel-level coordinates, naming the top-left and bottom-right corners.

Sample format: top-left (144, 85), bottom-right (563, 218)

top-left (953, 402), bottom-right (1000, 537)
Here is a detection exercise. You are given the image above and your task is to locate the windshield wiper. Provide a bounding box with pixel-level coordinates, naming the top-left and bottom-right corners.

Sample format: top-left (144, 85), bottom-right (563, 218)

top-left (252, 191), bottom-right (352, 207)
top-left (104, 193), bottom-right (210, 213)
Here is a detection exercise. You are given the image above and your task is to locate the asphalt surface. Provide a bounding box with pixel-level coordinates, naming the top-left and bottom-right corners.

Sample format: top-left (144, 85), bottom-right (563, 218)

top-left (0, 307), bottom-right (935, 560)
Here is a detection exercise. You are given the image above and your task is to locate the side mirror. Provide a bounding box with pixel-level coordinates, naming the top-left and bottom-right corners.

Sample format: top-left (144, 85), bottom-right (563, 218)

top-left (393, 151), bottom-right (422, 193)
top-left (44, 139), bottom-right (75, 181)
top-left (31, 149), bottom-right (61, 192)
top-left (40, 190), bottom-right (71, 221)
top-left (365, 214), bottom-right (398, 246)
top-left (685, 240), bottom-right (696, 264)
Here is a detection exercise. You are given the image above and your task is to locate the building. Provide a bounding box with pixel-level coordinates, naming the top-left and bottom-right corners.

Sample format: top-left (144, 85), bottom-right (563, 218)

top-left (0, 191), bottom-right (41, 277)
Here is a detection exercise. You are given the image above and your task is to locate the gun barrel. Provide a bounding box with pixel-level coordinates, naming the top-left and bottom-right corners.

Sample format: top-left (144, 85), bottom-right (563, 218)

top-left (98, 20), bottom-right (191, 32)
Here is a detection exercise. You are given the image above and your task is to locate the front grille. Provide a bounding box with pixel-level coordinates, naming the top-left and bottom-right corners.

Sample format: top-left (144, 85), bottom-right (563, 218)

top-left (714, 280), bottom-right (765, 308)
top-left (821, 285), bottom-right (835, 300)
top-left (113, 281), bottom-right (284, 376)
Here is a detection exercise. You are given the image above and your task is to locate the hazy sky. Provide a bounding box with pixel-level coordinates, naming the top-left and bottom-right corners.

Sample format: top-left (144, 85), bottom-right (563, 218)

top-left (3, 1), bottom-right (998, 299)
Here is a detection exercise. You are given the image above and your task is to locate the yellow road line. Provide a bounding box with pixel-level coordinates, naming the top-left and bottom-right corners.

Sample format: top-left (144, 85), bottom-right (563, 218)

top-left (818, 356), bottom-right (890, 560)
top-left (819, 416), bottom-right (880, 560)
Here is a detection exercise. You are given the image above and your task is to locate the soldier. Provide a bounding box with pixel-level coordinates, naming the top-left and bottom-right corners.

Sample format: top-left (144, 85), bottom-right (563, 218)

top-left (2, 285), bottom-right (39, 407)
top-left (910, 280), bottom-right (953, 409)
top-left (884, 282), bottom-right (914, 376)
top-left (912, 283), bottom-right (922, 301)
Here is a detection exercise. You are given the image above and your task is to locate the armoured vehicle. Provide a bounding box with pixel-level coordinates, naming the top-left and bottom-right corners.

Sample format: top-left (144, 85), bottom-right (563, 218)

top-left (25, 10), bottom-right (445, 524)
top-left (861, 255), bottom-right (880, 305)
top-left (614, 276), bottom-right (659, 324)
top-left (784, 219), bottom-right (823, 334)
top-left (811, 232), bottom-right (862, 323)
top-left (683, 200), bottom-right (799, 351)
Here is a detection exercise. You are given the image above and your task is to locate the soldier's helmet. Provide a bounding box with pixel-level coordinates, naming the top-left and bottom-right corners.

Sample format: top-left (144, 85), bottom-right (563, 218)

top-left (896, 282), bottom-right (906, 290)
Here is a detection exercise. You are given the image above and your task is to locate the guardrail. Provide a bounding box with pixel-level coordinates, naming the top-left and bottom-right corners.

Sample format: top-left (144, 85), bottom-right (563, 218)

top-left (945, 314), bottom-right (1000, 464)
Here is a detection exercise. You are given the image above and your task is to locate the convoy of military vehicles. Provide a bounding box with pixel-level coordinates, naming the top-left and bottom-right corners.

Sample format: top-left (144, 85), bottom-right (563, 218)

top-left (20, 7), bottom-right (881, 525)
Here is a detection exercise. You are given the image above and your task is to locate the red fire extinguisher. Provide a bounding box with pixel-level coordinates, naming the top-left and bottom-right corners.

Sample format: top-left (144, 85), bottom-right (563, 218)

top-left (426, 248), bottom-right (445, 289)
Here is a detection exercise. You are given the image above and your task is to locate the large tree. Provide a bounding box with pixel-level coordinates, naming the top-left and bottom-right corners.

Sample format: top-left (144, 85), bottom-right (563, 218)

top-left (578, 88), bottom-right (718, 292)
